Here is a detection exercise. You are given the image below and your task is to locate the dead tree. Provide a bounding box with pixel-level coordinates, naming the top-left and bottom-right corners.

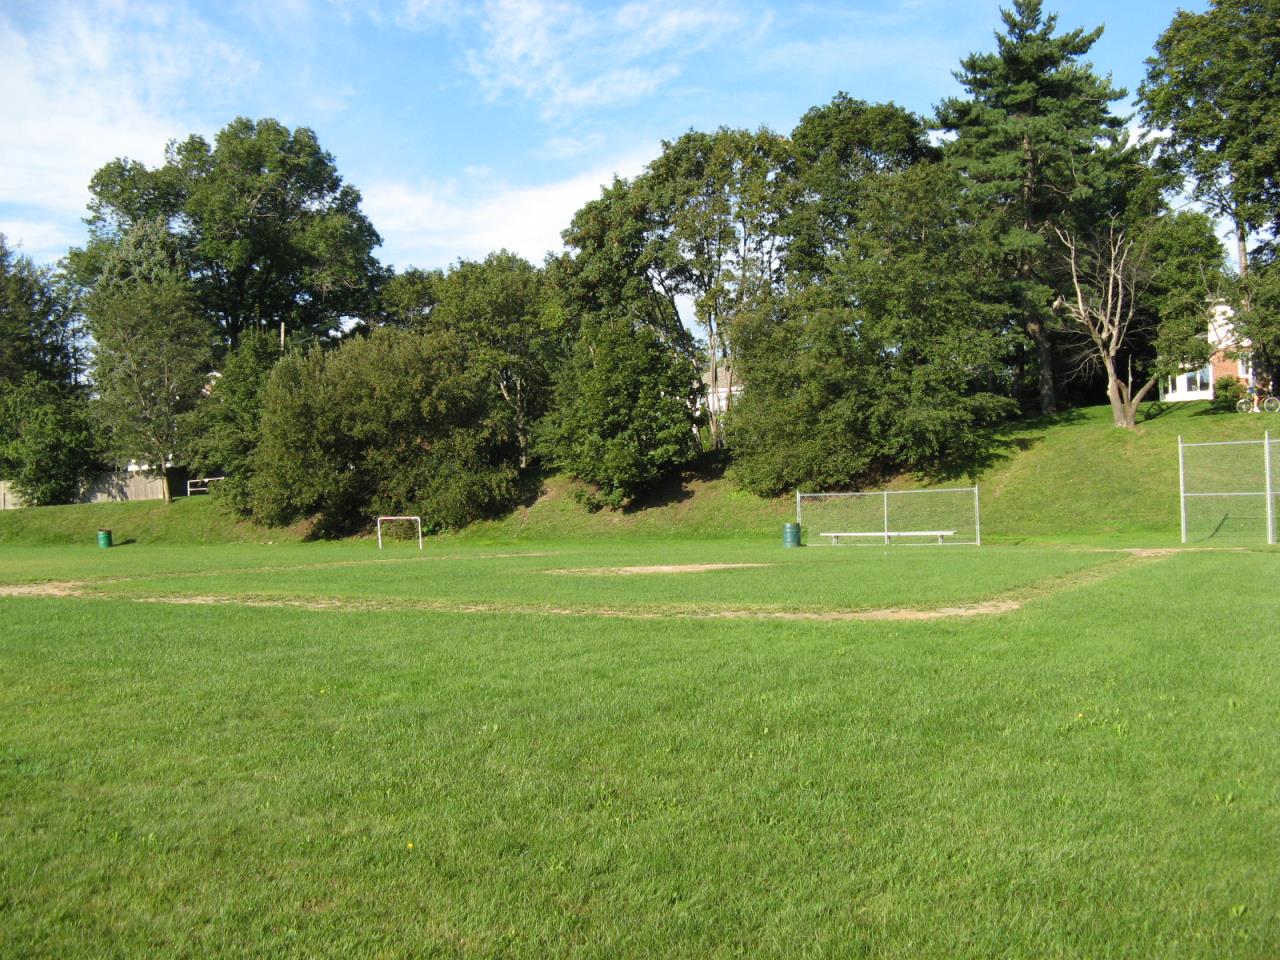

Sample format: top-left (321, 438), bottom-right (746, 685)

top-left (1053, 223), bottom-right (1158, 428)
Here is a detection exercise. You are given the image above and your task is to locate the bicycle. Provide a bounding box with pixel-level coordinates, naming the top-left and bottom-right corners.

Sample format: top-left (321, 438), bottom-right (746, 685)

top-left (1236, 392), bottom-right (1280, 413)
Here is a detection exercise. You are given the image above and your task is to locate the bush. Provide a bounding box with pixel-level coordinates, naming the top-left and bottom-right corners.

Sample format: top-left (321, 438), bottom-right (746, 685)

top-left (1211, 375), bottom-right (1247, 413)
top-left (541, 316), bottom-right (703, 509)
top-left (251, 327), bottom-right (522, 534)
top-left (0, 376), bottom-right (102, 505)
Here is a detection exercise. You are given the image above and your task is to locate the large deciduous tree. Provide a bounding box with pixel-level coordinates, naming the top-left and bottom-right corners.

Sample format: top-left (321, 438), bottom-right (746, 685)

top-left (562, 130), bottom-right (791, 451)
top-left (728, 163), bottom-right (1015, 495)
top-left (81, 117), bottom-right (384, 347)
top-left (641, 128), bottom-right (790, 446)
top-left (1140, 0), bottom-right (1280, 279)
top-left (783, 94), bottom-right (938, 280)
top-left (421, 252), bottom-right (565, 469)
top-left (85, 220), bottom-right (214, 501)
top-left (937, 0), bottom-right (1126, 414)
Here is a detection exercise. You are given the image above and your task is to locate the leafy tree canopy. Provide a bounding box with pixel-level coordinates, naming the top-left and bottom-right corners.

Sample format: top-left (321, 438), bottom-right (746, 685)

top-left (182, 329), bottom-right (284, 514)
top-left (0, 375), bottom-right (101, 505)
top-left (784, 94), bottom-right (938, 278)
top-left (251, 326), bottom-right (522, 534)
top-left (541, 314), bottom-right (704, 510)
top-left (1140, 0), bottom-right (1280, 271)
top-left (81, 117), bottom-right (384, 347)
top-left (729, 162), bottom-right (1016, 495)
top-left (0, 235), bottom-right (78, 389)
top-left (85, 219), bottom-right (215, 500)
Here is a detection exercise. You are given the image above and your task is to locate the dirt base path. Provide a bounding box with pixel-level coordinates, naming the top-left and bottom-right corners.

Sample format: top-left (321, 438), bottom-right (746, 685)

top-left (0, 547), bottom-right (1185, 622)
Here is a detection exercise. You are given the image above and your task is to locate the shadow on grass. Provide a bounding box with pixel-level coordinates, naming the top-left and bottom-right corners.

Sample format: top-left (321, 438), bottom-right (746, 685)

top-left (621, 450), bottom-right (730, 514)
top-left (927, 408), bottom-right (1089, 483)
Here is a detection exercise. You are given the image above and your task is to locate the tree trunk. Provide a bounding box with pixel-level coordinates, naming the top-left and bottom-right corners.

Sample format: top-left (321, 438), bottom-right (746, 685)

top-left (707, 325), bottom-right (723, 449)
top-left (1106, 369), bottom-right (1134, 428)
top-left (1026, 317), bottom-right (1057, 415)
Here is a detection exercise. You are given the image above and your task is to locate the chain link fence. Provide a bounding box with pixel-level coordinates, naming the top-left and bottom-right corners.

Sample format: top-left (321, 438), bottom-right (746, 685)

top-left (1179, 434), bottom-right (1278, 544)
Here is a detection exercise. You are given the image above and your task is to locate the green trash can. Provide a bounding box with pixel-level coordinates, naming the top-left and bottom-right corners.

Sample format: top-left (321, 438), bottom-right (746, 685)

top-left (97, 529), bottom-right (113, 549)
top-left (782, 522), bottom-right (802, 548)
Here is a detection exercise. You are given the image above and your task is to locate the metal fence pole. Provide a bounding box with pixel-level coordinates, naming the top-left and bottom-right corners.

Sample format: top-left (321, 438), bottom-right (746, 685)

top-left (795, 489), bottom-right (802, 527)
top-left (1178, 435), bottom-right (1187, 544)
top-left (1266, 431), bottom-right (1275, 545)
top-left (883, 491), bottom-right (890, 545)
top-left (974, 484), bottom-right (982, 546)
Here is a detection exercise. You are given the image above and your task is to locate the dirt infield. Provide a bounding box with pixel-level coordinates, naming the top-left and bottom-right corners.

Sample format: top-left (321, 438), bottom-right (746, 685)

top-left (548, 563), bottom-right (772, 576)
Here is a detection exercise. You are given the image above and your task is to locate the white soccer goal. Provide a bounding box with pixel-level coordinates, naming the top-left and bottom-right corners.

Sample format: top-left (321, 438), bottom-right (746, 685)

top-left (1178, 433), bottom-right (1277, 544)
top-left (795, 485), bottom-right (981, 546)
top-left (376, 515), bottom-right (423, 550)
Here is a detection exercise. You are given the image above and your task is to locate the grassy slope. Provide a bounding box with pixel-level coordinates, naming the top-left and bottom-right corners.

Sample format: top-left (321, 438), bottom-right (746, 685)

top-left (466, 400), bottom-right (1276, 545)
top-left (0, 401), bottom-right (1273, 546)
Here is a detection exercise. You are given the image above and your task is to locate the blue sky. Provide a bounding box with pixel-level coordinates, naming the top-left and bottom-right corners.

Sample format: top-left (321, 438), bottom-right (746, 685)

top-left (0, 0), bottom-right (1202, 271)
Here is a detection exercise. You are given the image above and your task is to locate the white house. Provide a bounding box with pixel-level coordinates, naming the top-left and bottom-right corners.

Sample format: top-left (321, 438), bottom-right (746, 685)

top-left (1159, 301), bottom-right (1253, 402)
top-left (701, 365), bottom-right (742, 415)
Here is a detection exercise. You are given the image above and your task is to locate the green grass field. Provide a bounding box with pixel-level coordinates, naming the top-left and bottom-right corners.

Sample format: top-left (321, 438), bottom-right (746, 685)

top-left (2, 534), bottom-right (1278, 958)
top-left (3, 403), bottom-right (1280, 956)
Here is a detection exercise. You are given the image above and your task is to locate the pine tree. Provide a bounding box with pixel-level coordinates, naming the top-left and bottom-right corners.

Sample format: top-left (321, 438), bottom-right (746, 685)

top-left (937, 0), bottom-right (1125, 414)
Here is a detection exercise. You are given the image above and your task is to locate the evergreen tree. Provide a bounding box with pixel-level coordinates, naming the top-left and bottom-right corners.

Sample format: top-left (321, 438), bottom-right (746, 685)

top-left (0, 235), bottom-right (78, 389)
top-left (937, 0), bottom-right (1126, 413)
top-left (542, 315), bottom-right (703, 510)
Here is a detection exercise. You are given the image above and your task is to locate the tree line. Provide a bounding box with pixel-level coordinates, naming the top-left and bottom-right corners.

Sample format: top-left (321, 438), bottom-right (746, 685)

top-left (2, 0), bottom-right (1277, 531)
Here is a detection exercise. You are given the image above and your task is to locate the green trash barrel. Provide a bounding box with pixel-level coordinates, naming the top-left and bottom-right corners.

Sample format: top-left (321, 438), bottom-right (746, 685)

top-left (782, 522), bottom-right (802, 548)
top-left (97, 529), bottom-right (113, 549)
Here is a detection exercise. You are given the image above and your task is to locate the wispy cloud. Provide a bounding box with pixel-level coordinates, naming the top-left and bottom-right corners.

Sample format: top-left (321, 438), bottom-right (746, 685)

top-left (539, 133), bottom-right (609, 159)
top-left (0, 0), bottom-right (257, 261)
top-left (397, 0), bottom-right (748, 117)
top-left (363, 146), bottom-right (654, 269)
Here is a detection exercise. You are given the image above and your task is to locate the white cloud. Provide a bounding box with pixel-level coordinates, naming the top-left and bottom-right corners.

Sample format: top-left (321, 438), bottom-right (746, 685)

top-left (540, 133), bottom-right (609, 159)
top-left (397, 0), bottom-right (749, 116)
top-left (0, 1), bottom-right (257, 261)
top-left (364, 147), bottom-right (654, 269)
top-left (0, 219), bottom-right (81, 261)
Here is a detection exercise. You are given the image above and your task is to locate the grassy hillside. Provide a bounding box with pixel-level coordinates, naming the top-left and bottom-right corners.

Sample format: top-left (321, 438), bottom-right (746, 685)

top-left (463, 400), bottom-right (1276, 545)
top-left (1, 401), bottom-right (1274, 546)
top-left (980, 401), bottom-right (1272, 542)
top-left (0, 495), bottom-right (307, 546)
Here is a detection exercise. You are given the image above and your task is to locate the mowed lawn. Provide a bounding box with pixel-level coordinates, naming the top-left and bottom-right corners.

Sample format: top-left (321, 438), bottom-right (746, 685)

top-left (2, 540), bottom-right (1278, 957)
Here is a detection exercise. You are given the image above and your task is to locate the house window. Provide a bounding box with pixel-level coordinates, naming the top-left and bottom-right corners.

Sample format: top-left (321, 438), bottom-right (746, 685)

top-left (1183, 366), bottom-right (1211, 393)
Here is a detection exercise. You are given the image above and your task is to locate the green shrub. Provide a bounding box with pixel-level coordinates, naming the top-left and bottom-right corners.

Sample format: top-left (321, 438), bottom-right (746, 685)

top-left (251, 327), bottom-right (521, 534)
top-left (541, 316), bottom-right (703, 510)
top-left (1211, 375), bottom-right (1246, 412)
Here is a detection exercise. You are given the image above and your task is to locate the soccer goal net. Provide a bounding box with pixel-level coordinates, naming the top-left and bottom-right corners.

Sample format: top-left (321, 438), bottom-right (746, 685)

top-left (795, 485), bottom-right (981, 546)
top-left (376, 515), bottom-right (423, 550)
top-left (1178, 434), bottom-right (1278, 544)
